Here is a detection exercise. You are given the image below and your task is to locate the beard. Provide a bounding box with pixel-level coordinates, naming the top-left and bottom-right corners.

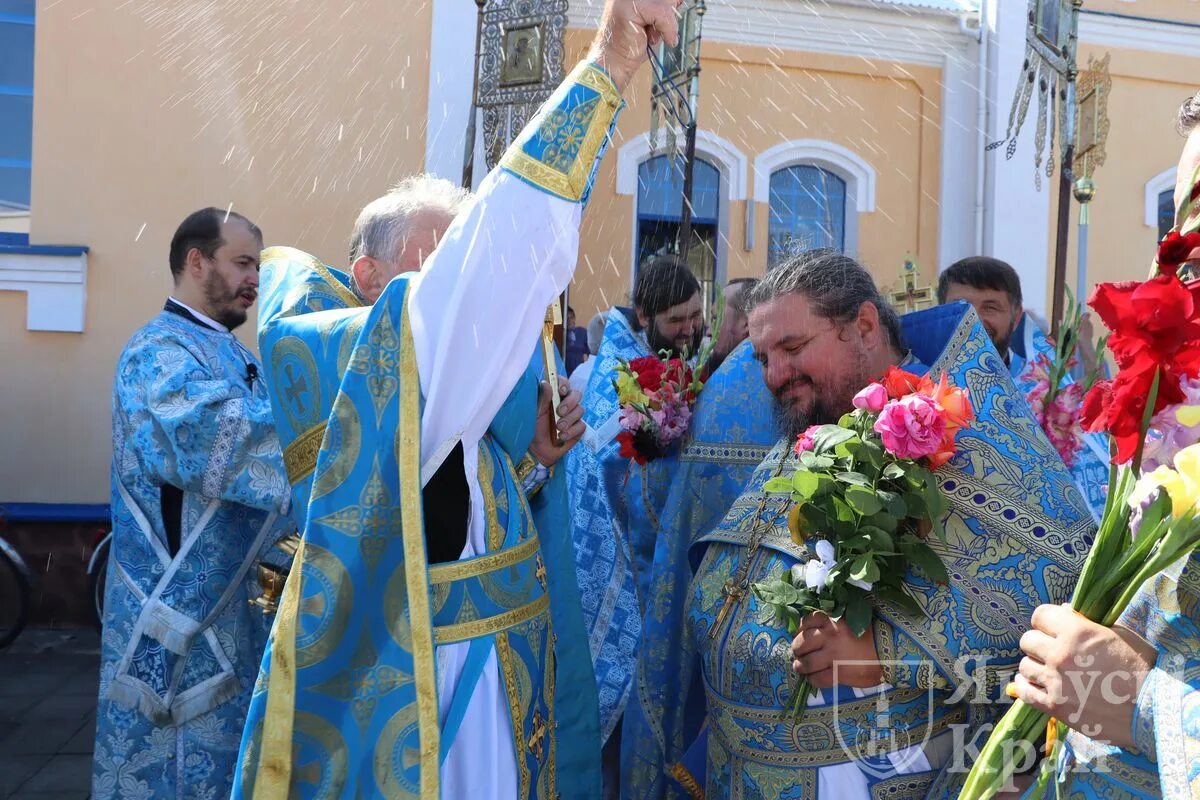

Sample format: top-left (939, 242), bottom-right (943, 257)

top-left (647, 319), bottom-right (703, 360)
top-left (203, 269), bottom-right (252, 331)
top-left (775, 349), bottom-right (874, 440)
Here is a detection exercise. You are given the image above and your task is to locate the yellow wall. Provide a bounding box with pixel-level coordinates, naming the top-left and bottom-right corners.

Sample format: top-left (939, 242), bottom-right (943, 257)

top-left (1, 0), bottom-right (433, 503)
top-left (566, 31), bottom-right (944, 321)
top-left (1044, 42), bottom-right (1200, 309)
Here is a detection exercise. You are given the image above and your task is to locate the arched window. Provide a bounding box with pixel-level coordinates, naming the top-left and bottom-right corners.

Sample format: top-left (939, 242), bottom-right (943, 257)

top-left (636, 155), bottom-right (721, 297)
top-left (767, 165), bottom-right (846, 266)
top-left (1159, 189), bottom-right (1175, 240)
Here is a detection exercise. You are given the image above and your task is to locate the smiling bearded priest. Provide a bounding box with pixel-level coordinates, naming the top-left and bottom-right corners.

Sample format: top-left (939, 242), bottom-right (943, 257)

top-left (675, 250), bottom-right (1095, 800)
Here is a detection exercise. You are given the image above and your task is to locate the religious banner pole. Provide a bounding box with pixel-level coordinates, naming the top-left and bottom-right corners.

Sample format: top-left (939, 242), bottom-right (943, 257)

top-left (1049, 0), bottom-right (1082, 337)
top-left (462, 0), bottom-right (568, 437)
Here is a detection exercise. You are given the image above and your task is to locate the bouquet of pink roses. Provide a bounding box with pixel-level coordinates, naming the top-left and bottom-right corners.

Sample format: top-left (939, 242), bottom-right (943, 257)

top-left (752, 367), bottom-right (974, 720)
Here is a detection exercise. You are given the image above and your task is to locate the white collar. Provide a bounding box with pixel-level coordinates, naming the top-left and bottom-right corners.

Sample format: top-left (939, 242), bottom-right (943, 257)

top-left (169, 296), bottom-right (229, 333)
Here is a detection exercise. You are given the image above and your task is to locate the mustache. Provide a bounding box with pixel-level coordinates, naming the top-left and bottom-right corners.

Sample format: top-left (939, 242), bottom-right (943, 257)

top-left (774, 375), bottom-right (811, 402)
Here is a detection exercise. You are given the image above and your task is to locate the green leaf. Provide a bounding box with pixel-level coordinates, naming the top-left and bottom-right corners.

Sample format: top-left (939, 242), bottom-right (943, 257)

top-left (849, 555), bottom-right (881, 585)
top-left (845, 594), bottom-right (873, 637)
top-left (882, 462), bottom-right (907, 481)
top-left (813, 474), bottom-right (838, 498)
top-left (791, 470), bottom-right (820, 499)
top-left (861, 525), bottom-right (893, 550)
top-left (845, 485), bottom-right (883, 516)
top-left (859, 440), bottom-right (885, 469)
top-left (876, 490), bottom-right (907, 518)
top-left (839, 534), bottom-right (873, 552)
top-left (751, 579), bottom-right (801, 607)
top-left (812, 425), bottom-right (857, 454)
top-left (763, 477), bottom-right (794, 495)
top-left (868, 512), bottom-right (897, 533)
top-left (905, 541), bottom-right (950, 584)
top-left (799, 452), bottom-right (835, 471)
top-left (835, 471), bottom-right (871, 486)
top-left (832, 495), bottom-right (858, 524)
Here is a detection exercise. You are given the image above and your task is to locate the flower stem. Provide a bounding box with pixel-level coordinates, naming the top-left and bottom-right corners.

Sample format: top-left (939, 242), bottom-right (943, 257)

top-left (1131, 368), bottom-right (1162, 476)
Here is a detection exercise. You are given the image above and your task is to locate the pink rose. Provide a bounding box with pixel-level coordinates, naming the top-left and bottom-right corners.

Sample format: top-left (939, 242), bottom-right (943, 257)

top-left (794, 425), bottom-right (821, 455)
top-left (874, 395), bottom-right (947, 460)
top-left (853, 383), bottom-right (889, 413)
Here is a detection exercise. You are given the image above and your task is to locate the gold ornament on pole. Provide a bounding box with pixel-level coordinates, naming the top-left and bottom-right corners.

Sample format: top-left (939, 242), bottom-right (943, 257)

top-left (250, 532), bottom-right (302, 614)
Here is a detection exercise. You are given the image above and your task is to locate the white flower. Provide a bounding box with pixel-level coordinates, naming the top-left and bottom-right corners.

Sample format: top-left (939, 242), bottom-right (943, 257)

top-left (803, 538), bottom-right (874, 592)
top-left (805, 540), bottom-right (837, 591)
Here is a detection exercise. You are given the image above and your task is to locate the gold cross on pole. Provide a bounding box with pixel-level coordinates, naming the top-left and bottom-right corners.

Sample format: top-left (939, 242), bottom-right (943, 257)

top-left (541, 302), bottom-right (564, 445)
top-left (888, 260), bottom-right (935, 314)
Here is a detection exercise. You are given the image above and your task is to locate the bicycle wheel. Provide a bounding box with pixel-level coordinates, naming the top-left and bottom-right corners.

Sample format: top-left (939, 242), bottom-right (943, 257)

top-left (0, 537), bottom-right (31, 649)
top-left (89, 535), bottom-right (111, 632)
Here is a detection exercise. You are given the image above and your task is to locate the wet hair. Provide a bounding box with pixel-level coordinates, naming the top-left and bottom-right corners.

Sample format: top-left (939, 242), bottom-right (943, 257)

top-left (168, 208), bottom-right (261, 279)
top-left (1178, 89), bottom-right (1200, 135)
top-left (349, 174), bottom-right (469, 265)
top-left (632, 255), bottom-right (701, 327)
top-left (745, 249), bottom-right (902, 350)
top-left (936, 256), bottom-right (1023, 307)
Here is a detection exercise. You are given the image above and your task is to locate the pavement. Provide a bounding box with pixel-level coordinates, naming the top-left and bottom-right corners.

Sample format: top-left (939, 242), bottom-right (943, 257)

top-left (0, 628), bottom-right (99, 800)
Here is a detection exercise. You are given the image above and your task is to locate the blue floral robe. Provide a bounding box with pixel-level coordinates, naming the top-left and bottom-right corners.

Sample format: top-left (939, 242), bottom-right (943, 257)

top-left (93, 308), bottom-right (292, 800)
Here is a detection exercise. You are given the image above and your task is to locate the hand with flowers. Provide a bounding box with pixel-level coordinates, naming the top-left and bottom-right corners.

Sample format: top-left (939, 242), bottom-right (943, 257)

top-left (613, 354), bottom-right (701, 464)
top-left (752, 368), bottom-right (973, 719)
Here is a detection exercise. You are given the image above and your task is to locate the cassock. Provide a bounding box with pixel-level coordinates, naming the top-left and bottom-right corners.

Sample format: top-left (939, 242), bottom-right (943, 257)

top-left (93, 301), bottom-right (292, 800)
top-left (232, 59), bottom-right (618, 800)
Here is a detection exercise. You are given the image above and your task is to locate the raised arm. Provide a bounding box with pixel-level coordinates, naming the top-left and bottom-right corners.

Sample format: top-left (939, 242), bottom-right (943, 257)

top-left (403, 0), bottom-right (681, 480)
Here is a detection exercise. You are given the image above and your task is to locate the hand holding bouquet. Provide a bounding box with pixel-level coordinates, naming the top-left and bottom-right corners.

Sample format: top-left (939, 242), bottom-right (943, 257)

top-left (751, 367), bottom-right (974, 719)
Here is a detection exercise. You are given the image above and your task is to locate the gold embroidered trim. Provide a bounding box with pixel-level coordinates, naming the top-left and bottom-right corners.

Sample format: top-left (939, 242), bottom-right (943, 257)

top-left (499, 62), bottom-right (621, 202)
top-left (398, 297), bottom-right (440, 798)
top-left (869, 772), bottom-right (937, 800)
top-left (427, 534), bottom-right (541, 584)
top-left (669, 763), bottom-right (705, 799)
top-left (433, 593), bottom-right (550, 645)
top-left (251, 538), bottom-right (305, 800)
top-left (708, 687), bottom-right (968, 768)
top-left (495, 631), bottom-right (534, 798)
top-left (283, 422), bottom-right (326, 484)
top-left (261, 245), bottom-right (361, 308)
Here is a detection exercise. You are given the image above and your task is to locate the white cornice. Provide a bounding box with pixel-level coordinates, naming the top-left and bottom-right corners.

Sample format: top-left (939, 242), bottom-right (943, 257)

top-left (567, 0), bottom-right (976, 68)
top-left (615, 129), bottom-right (749, 200)
top-left (1079, 11), bottom-right (1200, 58)
top-left (0, 250), bottom-right (88, 332)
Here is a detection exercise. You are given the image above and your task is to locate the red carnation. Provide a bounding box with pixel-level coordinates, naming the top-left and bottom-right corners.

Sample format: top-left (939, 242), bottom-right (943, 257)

top-left (629, 356), bottom-right (667, 391)
top-left (1155, 231), bottom-right (1200, 276)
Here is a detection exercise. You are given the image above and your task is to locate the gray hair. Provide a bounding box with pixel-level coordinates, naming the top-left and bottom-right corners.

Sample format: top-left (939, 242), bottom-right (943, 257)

top-left (746, 249), bottom-right (903, 350)
top-left (349, 174), bottom-right (470, 264)
top-left (586, 312), bottom-right (607, 354)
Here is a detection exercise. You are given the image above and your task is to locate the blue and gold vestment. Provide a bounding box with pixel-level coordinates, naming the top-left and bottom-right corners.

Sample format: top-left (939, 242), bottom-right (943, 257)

top-left (682, 305), bottom-right (1097, 800)
top-left (233, 59), bottom-right (620, 800)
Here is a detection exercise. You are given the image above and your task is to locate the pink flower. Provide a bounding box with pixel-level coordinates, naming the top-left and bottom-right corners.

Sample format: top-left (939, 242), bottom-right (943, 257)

top-left (874, 395), bottom-right (947, 460)
top-left (794, 425), bottom-right (821, 455)
top-left (619, 406), bottom-right (648, 431)
top-left (853, 383), bottom-right (889, 413)
top-left (659, 405), bottom-right (692, 442)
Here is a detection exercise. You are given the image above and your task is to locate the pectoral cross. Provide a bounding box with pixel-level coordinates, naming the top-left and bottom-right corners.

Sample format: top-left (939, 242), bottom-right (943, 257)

top-left (709, 579), bottom-right (746, 640)
top-left (528, 709), bottom-right (548, 762)
top-left (541, 303), bottom-right (564, 446)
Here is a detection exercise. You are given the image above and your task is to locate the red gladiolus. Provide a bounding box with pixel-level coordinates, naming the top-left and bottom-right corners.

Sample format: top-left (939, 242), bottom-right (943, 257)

top-left (1155, 230), bottom-right (1200, 275)
top-left (617, 430), bottom-right (647, 465)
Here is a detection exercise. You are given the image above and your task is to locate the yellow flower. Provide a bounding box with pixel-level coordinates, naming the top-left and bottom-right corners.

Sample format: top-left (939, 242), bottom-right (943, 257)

top-left (616, 372), bottom-right (648, 407)
top-left (1131, 443), bottom-right (1200, 518)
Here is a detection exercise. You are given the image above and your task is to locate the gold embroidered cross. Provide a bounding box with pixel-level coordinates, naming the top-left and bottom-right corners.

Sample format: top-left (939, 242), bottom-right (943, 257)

top-left (528, 709), bottom-right (548, 761)
top-left (535, 554), bottom-right (548, 591)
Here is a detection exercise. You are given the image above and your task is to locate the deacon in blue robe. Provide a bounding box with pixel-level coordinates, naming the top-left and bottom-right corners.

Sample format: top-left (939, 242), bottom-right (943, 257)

top-left (93, 210), bottom-right (293, 800)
